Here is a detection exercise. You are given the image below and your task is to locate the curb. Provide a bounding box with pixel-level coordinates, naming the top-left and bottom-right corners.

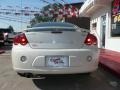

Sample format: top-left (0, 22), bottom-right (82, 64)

top-left (0, 50), bottom-right (5, 54)
top-left (99, 49), bottom-right (120, 78)
top-left (99, 62), bottom-right (120, 78)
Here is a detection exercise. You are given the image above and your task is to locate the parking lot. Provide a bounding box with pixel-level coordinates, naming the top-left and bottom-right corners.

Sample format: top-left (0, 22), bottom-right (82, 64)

top-left (0, 0), bottom-right (120, 90)
top-left (0, 45), bottom-right (119, 90)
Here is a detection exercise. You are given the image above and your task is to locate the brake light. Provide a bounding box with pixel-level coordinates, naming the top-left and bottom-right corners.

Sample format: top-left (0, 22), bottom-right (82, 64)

top-left (13, 35), bottom-right (19, 45)
top-left (84, 33), bottom-right (97, 45)
top-left (13, 33), bottom-right (28, 45)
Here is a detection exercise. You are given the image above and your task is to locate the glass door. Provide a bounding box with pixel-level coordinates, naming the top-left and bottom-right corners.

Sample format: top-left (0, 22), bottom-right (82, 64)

top-left (101, 15), bottom-right (106, 48)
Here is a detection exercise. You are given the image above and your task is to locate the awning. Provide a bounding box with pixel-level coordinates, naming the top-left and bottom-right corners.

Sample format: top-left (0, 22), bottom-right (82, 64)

top-left (79, 0), bottom-right (113, 17)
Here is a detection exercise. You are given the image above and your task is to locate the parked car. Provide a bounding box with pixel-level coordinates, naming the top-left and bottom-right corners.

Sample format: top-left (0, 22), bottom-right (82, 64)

top-left (0, 32), bottom-right (5, 45)
top-left (6, 32), bottom-right (16, 43)
top-left (12, 22), bottom-right (99, 78)
top-left (0, 28), bottom-right (15, 43)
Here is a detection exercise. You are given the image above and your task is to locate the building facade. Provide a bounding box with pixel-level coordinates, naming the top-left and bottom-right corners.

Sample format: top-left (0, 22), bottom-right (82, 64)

top-left (79, 0), bottom-right (120, 52)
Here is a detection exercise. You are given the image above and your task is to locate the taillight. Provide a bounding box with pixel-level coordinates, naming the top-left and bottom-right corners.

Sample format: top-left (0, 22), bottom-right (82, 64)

top-left (13, 35), bottom-right (19, 45)
top-left (13, 33), bottom-right (28, 46)
top-left (84, 33), bottom-right (97, 45)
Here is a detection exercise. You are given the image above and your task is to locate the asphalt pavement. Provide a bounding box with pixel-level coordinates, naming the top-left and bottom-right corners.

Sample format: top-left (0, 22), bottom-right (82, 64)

top-left (0, 45), bottom-right (120, 90)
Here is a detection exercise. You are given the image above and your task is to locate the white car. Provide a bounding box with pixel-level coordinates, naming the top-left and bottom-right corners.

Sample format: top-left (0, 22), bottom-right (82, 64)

top-left (12, 22), bottom-right (99, 78)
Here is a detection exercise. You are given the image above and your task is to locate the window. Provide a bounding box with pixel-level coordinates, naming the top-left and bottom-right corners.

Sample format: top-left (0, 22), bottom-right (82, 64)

top-left (111, 0), bottom-right (120, 37)
top-left (92, 23), bottom-right (97, 30)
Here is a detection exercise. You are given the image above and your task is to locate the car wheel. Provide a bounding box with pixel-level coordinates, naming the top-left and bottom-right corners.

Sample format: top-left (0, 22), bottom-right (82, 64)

top-left (17, 72), bottom-right (25, 77)
top-left (0, 42), bottom-right (4, 46)
top-left (2, 42), bottom-right (4, 46)
top-left (75, 72), bottom-right (92, 77)
top-left (83, 72), bottom-right (92, 75)
top-left (17, 73), bottom-right (33, 78)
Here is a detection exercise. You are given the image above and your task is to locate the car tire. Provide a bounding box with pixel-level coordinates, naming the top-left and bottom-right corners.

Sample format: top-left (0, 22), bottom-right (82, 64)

top-left (17, 72), bottom-right (25, 77)
top-left (0, 42), bottom-right (4, 46)
top-left (2, 42), bottom-right (4, 46)
top-left (17, 73), bottom-right (33, 78)
top-left (74, 72), bottom-right (92, 77)
top-left (84, 72), bottom-right (91, 75)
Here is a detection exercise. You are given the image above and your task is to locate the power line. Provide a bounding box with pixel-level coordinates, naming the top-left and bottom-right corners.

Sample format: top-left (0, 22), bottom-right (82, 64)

top-left (0, 20), bottom-right (10, 25)
top-left (52, 0), bottom-right (62, 4)
top-left (39, 0), bottom-right (51, 4)
top-left (60, 0), bottom-right (67, 4)
top-left (0, 15), bottom-right (30, 22)
top-left (0, 16), bottom-right (28, 23)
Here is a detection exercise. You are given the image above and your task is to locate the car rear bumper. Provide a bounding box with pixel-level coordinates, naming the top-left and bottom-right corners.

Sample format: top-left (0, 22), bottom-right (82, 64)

top-left (12, 48), bottom-right (100, 74)
top-left (14, 65), bottom-right (98, 74)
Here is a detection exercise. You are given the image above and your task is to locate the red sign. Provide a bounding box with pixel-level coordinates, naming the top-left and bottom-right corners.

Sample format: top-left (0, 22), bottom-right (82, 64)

top-left (112, 0), bottom-right (120, 23)
top-left (112, 0), bottom-right (120, 15)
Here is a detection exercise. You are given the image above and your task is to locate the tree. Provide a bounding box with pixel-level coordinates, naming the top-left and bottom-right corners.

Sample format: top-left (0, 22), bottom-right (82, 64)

top-left (29, 3), bottom-right (63, 26)
top-left (8, 25), bottom-right (14, 32)
top-left (30, 4), bottom-right (54, 26)
top-left (30, 15), bottom-right (53, 26)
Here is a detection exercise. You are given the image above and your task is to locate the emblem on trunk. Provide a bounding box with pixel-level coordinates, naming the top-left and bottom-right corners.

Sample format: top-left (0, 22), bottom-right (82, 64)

top-left (52, 40), bottom-right (56, 44)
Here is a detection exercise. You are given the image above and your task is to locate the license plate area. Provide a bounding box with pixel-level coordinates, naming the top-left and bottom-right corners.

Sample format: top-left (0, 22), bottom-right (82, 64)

top-left (45, 56), bottom-right (69, 67)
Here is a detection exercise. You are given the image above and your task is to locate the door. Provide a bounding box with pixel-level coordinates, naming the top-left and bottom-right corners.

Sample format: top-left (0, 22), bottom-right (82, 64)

top-left (101, 15), bottom-right (106, 48)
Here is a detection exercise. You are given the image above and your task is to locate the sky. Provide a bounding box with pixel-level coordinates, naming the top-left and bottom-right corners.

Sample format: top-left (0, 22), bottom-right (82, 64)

top-left (0, 0), bottom-right (85, 32)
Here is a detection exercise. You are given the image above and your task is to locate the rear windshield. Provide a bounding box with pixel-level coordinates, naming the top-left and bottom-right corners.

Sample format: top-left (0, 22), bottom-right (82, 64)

top-left (25, 27), bottom-right (76, 32)
top-left (33, 22), bottom-right (75, 28)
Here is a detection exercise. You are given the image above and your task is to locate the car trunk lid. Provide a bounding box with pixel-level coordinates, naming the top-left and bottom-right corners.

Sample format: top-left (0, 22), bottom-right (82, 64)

top-left (25, 31), bottom-right (87, 49)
